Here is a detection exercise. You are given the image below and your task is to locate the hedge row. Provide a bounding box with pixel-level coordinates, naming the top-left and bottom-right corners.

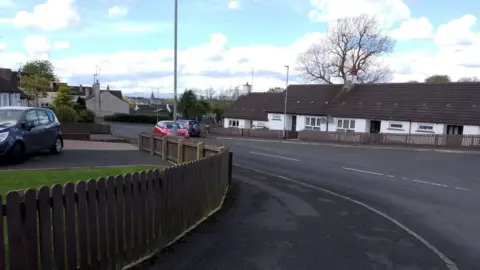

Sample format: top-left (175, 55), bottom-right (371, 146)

top-left (104, 113), bottom-right (171, 124)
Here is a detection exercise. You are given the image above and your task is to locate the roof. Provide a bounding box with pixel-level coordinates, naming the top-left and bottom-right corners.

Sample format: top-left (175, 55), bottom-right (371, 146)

top-left (0, 69), bottom-right (22, 93)
top-left (85, 90), bottom-right (124, 101)
top-left (224, 82), bottom-right (480, 126)
top-left (266, 84), bottom-right (340, 116)
top-left (0, 106), bottom-right (33, 111)
top-left (134, 104), bottom-right (169, 113)
top-left (327, 82), bottom-right (480, 125)
top-left (223, 92), bottom-right (284, 121)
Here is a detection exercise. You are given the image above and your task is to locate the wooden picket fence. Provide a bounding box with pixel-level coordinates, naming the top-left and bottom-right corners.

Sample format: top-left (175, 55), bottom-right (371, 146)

top-left (0, 138), bottom-right (231, 270)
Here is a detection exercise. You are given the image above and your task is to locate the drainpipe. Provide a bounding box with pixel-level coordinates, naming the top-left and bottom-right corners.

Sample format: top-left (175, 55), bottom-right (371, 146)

top-left (407, 120), bottom-right (412, 144)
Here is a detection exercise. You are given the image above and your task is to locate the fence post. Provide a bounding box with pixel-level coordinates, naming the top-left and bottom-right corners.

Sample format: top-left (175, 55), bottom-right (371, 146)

top-left (228, 152), bottom-right (233, 185)
top-left (138, 133), bottom-right (142, 151)
top-left (162, 136), bottom-right (167, 161)
top-left (196, 142), bottom-right (204, 160)
top-left (177, 139), bottom-right (184, 163)
top-left (149, 134), bottom-right (155, 156)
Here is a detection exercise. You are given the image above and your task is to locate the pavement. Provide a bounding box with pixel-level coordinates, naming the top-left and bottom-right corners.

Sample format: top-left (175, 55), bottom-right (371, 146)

top-left (110, 123), bottom-right (480, 270)
top-left (0, 140), bottom-right (170, 170)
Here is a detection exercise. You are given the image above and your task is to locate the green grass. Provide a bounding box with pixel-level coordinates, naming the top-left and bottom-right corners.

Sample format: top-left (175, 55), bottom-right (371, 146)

top-left (0, 165), bottom-right (164, 195)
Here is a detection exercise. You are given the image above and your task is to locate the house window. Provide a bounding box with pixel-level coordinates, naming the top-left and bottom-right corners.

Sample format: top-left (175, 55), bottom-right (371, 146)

top-left (418, 124), bottom-right (434, 131)
top-left (389, 122), bottom-right (404, 129)
top-left (337, 119), bottom-right (356, 132)
top-left (229, 120), bottom-right (239, 127)
top-left (305, 117), bottom-right (324, 131)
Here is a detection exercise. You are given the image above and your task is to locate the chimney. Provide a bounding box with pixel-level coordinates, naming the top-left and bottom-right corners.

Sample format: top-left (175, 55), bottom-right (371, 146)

top-left (242, 82), bottom-right (252, 94)
top-left (92, 80), bottom-right (101, 114)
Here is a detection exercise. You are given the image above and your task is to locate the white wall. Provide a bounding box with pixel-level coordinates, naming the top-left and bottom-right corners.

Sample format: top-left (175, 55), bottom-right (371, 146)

top-left (37, 92), bottom-right (83, 107)
top-left (267, 113), bottom-right (293, 130)
top-left (380, 121), bottom-right (445, 135)
top-left (464, 125), bottom-right (480, 135)
top-left (332, 118), bottom-right (369, 133)
top-left (86, 91), bottom-right (130, 117)
top-left (0, 93), bottom-right (21, 107)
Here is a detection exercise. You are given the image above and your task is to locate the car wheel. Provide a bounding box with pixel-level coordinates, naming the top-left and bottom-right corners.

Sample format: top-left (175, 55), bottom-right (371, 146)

top-left (10, 142), bottom-right (25, 164)
top-left (50, 136), bottom-right (63, 154)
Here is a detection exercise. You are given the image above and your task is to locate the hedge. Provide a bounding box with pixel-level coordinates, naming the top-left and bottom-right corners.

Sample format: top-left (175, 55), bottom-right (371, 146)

top-left (104, 113), bottom-right (171, 124)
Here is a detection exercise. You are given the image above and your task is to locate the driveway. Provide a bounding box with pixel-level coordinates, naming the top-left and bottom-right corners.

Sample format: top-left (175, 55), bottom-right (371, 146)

top-left (0, 140), bottom-right (170, 170)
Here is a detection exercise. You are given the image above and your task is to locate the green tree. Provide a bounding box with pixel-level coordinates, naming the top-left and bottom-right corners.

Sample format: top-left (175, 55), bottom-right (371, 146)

top-left (122, 96), bottom-right (136, 109)
top-left (179, 89), bottom-right (198, 118)
top-left (425, 75), bottom-right (450, 83)
top-left (20, 60), bottom-right (57, 107)
top-left (21, 75), bottom-right (51, 107)
top-left (195, 100), bottom-right (211, 116)
top-left (53, 84), bottom-right (74, 108)
top-left (20, 60), bottom-right (56, 81)
top-left (267, 87), bottom-right (284, 93)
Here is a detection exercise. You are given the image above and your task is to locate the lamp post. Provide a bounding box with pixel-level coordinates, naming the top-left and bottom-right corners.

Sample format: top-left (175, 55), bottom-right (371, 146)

top-left (283, 65), bottom-right (289, 139)
top-left (172, 0), bottom-right (179, 136)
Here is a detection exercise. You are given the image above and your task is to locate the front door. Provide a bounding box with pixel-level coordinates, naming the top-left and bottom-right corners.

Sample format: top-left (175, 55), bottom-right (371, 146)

top-left (291, 116), bottom-right (297, 131)
top-left (36, 109), bottom-right (56, 150)
top-left (370, 120), bottom-right (381, 133)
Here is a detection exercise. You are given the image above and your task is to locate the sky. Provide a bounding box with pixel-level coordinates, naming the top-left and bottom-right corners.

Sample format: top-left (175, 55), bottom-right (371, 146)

top-left (0, 0), bottom-right (479, 96)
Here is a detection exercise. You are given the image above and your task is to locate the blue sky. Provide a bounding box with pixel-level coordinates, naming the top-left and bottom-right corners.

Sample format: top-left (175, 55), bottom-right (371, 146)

top-left (0, 0), bottom-right (479, 95)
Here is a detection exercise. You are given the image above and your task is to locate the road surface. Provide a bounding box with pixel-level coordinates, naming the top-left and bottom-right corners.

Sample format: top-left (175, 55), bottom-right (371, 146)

top-left (110, 123), bottom-right (480, 269)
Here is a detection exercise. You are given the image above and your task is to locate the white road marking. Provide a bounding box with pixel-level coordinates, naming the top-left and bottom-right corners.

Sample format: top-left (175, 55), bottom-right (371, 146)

top-left (454, 186), bottom-right (472, 191)
top-left (250, 151), bottom-right (301, 161)
top-left (341, 167), bottom-right (384, 176)
top-left (233, 163), bottom-right (459, 270)
top-left (342, 167), bottom-right (471, 192)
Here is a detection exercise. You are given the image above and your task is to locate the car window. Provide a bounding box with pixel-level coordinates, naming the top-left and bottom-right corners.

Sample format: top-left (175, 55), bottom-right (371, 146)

top-left (37, 110), bottom-right (50, 125)
top-left (165, 123), bottom-right (174, 129)
top-left (46, 110), bottom-right (56, 122)
top-left (24, 110), bottom-right (39, 125)
top-left (189, 120), bottom-right (198, 125)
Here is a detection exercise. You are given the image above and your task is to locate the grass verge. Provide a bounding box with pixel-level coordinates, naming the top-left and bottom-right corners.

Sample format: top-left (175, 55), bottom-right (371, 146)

top-left (0, 165), bottom-right (164, 195)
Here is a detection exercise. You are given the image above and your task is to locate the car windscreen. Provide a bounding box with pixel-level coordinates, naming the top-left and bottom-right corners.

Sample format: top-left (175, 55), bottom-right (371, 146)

top-left (165, 123), bottom-right (181, 129)
top-left (0, 110), bottom-right (23, 126)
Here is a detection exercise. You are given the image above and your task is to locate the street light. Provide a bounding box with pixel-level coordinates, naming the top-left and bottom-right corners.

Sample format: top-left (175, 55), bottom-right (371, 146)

top-left (283, 65), bottom-right (289, 139)
top-left (172, 0), bottom-right (179, 136)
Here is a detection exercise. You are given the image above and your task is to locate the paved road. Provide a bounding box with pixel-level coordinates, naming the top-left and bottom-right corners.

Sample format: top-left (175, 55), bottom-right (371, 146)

top-left (111, 123), bottom-right (480, 269)
top-left (149, 168), bottom-right (446, 270)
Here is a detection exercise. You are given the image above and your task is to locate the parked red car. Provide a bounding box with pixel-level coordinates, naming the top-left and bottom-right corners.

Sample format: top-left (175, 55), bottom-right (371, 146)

top-left (153, 121), bottom-right (190, 139)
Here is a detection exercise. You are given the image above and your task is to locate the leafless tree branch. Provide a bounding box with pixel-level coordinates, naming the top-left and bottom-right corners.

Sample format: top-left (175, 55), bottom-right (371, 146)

top-left (296, 14), bottom-right (395, 84)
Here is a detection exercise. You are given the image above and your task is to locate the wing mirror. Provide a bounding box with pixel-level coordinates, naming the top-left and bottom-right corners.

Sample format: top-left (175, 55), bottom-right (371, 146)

top-left (22, 122), bottom-right (35, 131)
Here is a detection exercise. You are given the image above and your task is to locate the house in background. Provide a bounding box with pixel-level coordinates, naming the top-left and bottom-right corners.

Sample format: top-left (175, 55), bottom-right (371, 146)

top-left (223, 92), bottom-right (284, 129)
top-left (133, 103), bottom-right (171, 116)
top-left (38, 82), bottom-right (93, 108)
top-left (86, 80), bottom-right (130, 117)
top-left (223, 81), bottom-right (480, 136)
top-left (0, 68), bottom-right (24, 107)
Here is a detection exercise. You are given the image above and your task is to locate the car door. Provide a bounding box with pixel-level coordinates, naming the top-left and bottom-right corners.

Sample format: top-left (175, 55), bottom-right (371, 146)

top-left (36, 109), bottom-right (55, 150)
top-left (21, 109), bottom-right (41, 153)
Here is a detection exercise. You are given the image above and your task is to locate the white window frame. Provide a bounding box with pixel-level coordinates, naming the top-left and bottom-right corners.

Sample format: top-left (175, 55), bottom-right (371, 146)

top-left (229, 119), bottom-right (239, 128)
top-left (305, 116), bottom-right (324, 131)
top-left (337, 119), bottom-right (356, 132)
top-left (388, 122), bottom-right (404, 130)
top-left (418, 124), bottom-right (434, 132)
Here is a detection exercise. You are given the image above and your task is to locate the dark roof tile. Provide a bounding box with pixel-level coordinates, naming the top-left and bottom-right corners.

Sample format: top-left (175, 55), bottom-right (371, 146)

top-left (223, 92), bottom-right (284, 121)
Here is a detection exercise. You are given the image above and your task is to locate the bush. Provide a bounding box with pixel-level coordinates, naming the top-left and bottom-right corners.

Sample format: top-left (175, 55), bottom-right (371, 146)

top-left (73, 103), bottom-right (86, 112)
top-left (47, 105), bottom-right (56, 112)
top-left (78, 109), bottom-right (96, 123)
top-left (55, 106), bottom-right (78, 122)
top-left (104, 113), bottom-right (170, 124)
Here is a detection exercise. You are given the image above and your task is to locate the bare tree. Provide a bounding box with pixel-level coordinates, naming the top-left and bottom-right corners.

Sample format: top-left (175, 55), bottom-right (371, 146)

top-left (296, 14), bottom-right (395, 84)
top-left (204, 87), bottom-right (216, 102)
top-left (458, 76), bottom-right (479, 82)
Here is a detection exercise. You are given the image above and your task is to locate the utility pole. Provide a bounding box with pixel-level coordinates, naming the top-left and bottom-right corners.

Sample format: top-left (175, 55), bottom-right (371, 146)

top-left (283, 65), bottom-right (289, 139)
top-left (172, 0), bottom-right (179, 136)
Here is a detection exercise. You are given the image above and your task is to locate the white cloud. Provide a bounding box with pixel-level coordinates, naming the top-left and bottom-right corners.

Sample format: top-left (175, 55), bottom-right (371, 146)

top-left (108, 6), bottom-right (128, 17)
top-left (0, 41), bottom-right (7, 51)
top-left (53, 41), bottom-right (70, 50)
top-left (434, 14), bottom-right (479, 47)
top-left (309, 0), bottom-right (410, 27)
top-left (228, 0), bottom-right (240, 9)
top-left (23, 35), bottom-right (71, 59)
top-left (1, 14), bottom-right (480, 94)
top-left (13, 0), bottom-right (80, 31)
top-left (390, 17), bottom-right (433, 41)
